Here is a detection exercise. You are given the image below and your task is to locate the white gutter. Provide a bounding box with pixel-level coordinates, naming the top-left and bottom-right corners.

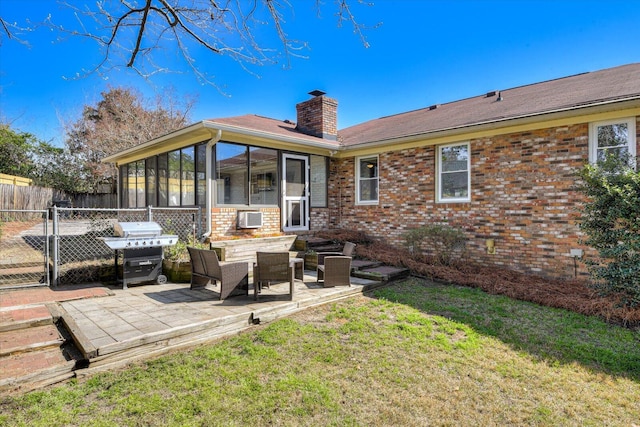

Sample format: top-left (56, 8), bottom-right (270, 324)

top-left (202, 129), bottom-right (223, 240)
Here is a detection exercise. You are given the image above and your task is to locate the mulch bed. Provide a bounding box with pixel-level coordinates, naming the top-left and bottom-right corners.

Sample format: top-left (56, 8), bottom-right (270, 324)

top-left (316, 230), bottom-right (640, 329)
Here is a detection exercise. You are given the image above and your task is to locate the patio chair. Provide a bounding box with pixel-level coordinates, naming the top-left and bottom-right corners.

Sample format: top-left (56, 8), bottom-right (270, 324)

top-left (253, 252), bottom-right (294, 301)
top-left (317, 241), bottom-right (357, 266)
top-left (187, 246), bottom-right (210, 288)
top-left (188, 247), bottom-right (249, 300)
top-left (316, 256), bottom-right (352, 287)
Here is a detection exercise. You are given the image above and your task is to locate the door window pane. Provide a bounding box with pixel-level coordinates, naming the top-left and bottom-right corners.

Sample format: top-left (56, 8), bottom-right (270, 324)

top-left (286, 158), bottom-right (306, 197)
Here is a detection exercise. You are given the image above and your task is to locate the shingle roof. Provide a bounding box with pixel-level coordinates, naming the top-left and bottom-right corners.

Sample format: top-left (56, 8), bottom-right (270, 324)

top-left (205, 114), bottom-right (337, 145)
top-left (202, 64), bottom-right (640, 150)
top-left (338, 63), bottom-right (640, 146)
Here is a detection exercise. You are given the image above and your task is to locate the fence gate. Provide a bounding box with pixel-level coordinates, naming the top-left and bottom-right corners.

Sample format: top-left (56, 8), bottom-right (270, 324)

top-left (0, 207), bottom-right (201, 288)
top-left (0, 209), bottom-right (50, 289)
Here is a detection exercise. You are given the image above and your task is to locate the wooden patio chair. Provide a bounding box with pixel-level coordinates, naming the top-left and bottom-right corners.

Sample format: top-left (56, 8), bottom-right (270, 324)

top-left (253, 252), bottom-right (294, 301)
top-left (316, 256), bottom-right (352, 287)
top-left (188, 247), bottom-right (249, 300)
top-left (317, 241), bottom-right (357, 266)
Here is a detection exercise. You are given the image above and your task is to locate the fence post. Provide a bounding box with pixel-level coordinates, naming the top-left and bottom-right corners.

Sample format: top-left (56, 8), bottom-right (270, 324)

top-left (52, 205), bottom-right (59, 287)
top-left (147, 205), bottom-right (153, 222)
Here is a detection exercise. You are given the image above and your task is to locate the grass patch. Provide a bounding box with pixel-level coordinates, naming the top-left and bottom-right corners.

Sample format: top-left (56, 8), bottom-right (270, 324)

top-left (1, 277), bottom-right (639, 426)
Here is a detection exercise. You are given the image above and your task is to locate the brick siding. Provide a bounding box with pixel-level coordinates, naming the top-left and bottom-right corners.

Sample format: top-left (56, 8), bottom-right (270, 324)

top-left (324, 117), bottom-right (640, 279)
top-left (209, 207), bottom-right (282, 240)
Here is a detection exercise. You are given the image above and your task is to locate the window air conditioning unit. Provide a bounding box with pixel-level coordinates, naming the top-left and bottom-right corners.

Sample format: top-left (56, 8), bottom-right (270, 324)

top-left (238, 211), bottom-right (263, 229)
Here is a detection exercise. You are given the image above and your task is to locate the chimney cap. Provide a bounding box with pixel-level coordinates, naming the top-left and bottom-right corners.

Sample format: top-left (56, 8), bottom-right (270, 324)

top-left (309, 89), bottom-right (326, 97)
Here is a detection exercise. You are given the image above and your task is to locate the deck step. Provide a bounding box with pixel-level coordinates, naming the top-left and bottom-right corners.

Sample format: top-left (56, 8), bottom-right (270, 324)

top-left (294, 236), bottom-right (335, 251)
top-left (352, 266), bottom-right (411, 283)
top-left (351, 259), bottom-right (382, 271)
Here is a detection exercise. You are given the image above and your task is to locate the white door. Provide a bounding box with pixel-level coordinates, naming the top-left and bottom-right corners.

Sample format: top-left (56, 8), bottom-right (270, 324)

top-left (282, 154), bottom-right (309, 231)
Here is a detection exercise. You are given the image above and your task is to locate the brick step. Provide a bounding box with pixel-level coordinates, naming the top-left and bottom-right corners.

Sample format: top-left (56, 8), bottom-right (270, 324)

top-left (0, 347), bottom-right (77, 395)
top-left (0, 324), bottom-right (64, 356)
top-left (0, 304), bottom-right (53, 332)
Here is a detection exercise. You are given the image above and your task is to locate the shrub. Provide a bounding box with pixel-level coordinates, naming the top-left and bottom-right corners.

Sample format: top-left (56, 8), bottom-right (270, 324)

top-left (401, 224), bottom-right (467, 266)
top-left (578, 154), bottom-right (640, 307)
top-left (164, 235), bottom-right (208, 262)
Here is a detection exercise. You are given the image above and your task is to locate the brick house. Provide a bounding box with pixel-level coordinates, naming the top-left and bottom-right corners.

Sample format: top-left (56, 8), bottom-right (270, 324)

top-left (103, 63), bottom-right (640, 279)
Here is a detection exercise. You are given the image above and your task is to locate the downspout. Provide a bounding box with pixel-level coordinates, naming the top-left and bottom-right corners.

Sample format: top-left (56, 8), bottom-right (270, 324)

top-left (202, 129), bottom-right (223, 240)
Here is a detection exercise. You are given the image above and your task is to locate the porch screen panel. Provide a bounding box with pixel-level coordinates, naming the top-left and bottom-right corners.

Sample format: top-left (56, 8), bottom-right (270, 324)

top-left (168, 150), bottom-right (181, 206)
top-left (310, 155), bottom-right (327, 207)
top-left (120, 165), bottom-right (129, 208)
top-left (146, 156), bottom-right (157, 207)
top-left (216, 142), bottom-right (248, 205)
top-left (181, 146), bottom-right (195, 205)
top-left (127, 162), bottom-right (137, 207)
top-left (196, 144), bottom-right (206, 207)
top-left (250, 147), bottom-right (278, 205)
top-left (158, 153), bottom-right (168, 207)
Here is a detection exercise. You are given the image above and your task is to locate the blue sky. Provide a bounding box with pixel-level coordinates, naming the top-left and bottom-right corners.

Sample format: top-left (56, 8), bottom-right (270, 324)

top-left (1, 0), bottom-right (639, 147)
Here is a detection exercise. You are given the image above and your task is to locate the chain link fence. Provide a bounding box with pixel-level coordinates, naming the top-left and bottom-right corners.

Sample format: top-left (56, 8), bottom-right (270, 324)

top-left (0, 209), bottom-right (50, 288)
top-left (0, 207), bottom-right (201, 288)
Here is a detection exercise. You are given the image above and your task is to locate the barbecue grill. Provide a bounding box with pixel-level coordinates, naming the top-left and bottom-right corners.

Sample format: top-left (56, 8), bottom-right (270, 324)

top-left (100, 221), bottom-right (178, 289)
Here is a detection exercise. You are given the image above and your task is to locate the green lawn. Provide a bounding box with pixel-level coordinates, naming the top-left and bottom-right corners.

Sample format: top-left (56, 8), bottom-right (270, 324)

top-left (1, 277), bottom-right (639, 426)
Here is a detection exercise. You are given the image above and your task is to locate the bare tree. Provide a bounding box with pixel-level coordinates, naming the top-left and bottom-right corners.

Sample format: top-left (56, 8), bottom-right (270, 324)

top-left (65, 86), bottom-right (195, 192)
top-left (44, 0), bottom-right (376, 88)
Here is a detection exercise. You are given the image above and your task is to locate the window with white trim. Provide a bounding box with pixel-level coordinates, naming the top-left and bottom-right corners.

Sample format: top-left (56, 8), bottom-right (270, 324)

top-left (437, 142), bottom-right (470, 203)
top-left (356, 155), bottom-right (379, 204)
top-left (589, 118), bottom-right (636, 164)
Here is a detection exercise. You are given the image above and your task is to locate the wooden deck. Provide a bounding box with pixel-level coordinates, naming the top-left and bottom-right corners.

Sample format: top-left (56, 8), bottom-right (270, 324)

top-left (58, 271), bottom-right (383, 378)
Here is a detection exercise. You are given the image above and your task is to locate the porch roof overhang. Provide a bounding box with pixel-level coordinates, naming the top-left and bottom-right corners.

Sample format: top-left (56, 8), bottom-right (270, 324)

top-left (101, 119), bottom-right (341, 166)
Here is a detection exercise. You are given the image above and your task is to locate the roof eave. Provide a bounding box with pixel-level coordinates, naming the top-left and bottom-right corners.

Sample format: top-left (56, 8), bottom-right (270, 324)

top-left (101, 122), bottom-right (215, 164)
top-left (341, 96), bottom-right (640, 150)
top-left (201, 120), bottom-right (341, 150)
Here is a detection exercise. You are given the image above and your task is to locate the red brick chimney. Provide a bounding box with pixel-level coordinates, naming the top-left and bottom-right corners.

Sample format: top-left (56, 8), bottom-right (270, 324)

top-left (295, 90), bottom-right (338, 140)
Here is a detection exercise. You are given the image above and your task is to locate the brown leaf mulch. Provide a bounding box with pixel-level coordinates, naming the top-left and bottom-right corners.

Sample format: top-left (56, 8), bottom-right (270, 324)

top-left (316, 229), bottom-right (640, 328)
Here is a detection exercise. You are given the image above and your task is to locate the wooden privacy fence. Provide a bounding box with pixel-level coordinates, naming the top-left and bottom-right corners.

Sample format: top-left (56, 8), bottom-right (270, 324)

top-left (0, 184), bottom-right (116, 210)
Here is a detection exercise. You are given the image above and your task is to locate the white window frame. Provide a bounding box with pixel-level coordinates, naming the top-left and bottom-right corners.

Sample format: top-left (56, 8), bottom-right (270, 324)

top-left (589, 117), bottom-right (636, 164)
top-left (356, 155), bottom-right (379, 205)
top-left (436, 142), bottom-right (471, 203)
